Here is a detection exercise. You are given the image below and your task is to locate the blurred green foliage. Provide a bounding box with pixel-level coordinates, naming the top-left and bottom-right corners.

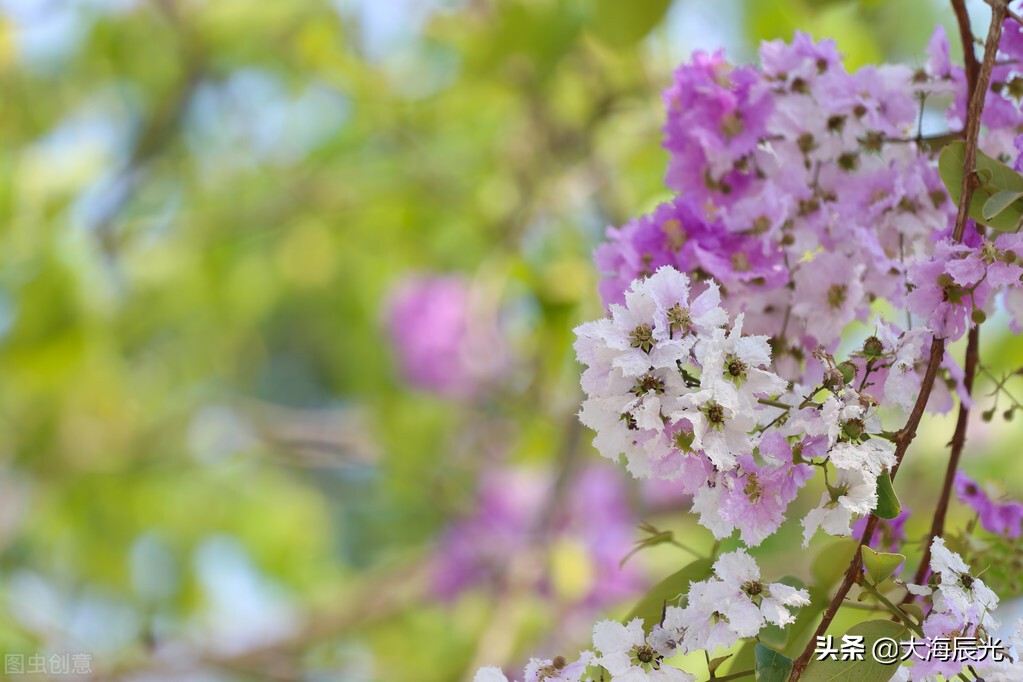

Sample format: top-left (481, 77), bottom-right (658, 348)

top-left (0, 1), bottom-right (1018, 681)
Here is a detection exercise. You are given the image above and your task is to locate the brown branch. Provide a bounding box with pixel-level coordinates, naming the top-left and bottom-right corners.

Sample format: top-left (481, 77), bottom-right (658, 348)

top-left (953, 1), bottom-right (1007, 242)
top-left (890, 338), bottom-right (947, 476)
top-left (788, 4), bottom-right (1006, 678)
top-left (952, 0), bottom-right (980, 95)
top-left (1007, 7), bottom-right (1023, 30)
top-left (907, 325), bottom-right (981, 591)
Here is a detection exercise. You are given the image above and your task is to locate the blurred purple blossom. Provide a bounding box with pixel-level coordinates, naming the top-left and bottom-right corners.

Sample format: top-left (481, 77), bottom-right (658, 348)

top-left (385, 274), bottom-right (508, 399)
top-left (954, 471), bottom-right (1023, 538)
top-left (432, 466), bottom-right (644, 608)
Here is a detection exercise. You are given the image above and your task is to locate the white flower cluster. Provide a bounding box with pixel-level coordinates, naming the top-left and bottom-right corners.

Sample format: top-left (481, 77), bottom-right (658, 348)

top-left (474, 550), bottom-right (809, 681)
top-left (575, 266), bottom-right (895, 548)
top-left (897, 539), bottom-right (1004, 680)
top-left (652, 549), bottom-right (810, 654)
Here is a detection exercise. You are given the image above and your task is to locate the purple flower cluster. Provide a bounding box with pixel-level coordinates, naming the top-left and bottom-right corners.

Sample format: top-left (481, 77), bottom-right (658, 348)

top-left (595, 27), bottom-right (1023, 395)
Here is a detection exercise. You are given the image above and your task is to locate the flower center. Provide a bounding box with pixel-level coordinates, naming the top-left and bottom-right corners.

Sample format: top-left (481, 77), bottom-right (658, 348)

top-left (726, 353), bottom-right (748, 381)
top-left (632, 373), bottom-right (666, 396)
top-left (744, 472), bottom-right (762, 502)
top-left (731, 252), bottom-right (751, 272)
top-left (630, 643), bottom-right (660, 671)
top-left (721, 113), bottom-right (743, 139)
top-left (667, 305), bottom-right (693, 336)
top-left (663, 219), bottom-right (687, 251)
top-left (630, 324), bottom-right (655, 353)
top-left (936, 273), bottom-right (968, 304)
top-left (704, 400), bottom-right (726, 428)
top-left (827, 283), bottom-right (847, 309)
top-left (742, 580), bottom-right (764, 596)
top-left (674, 429), bottom-right (696, 453)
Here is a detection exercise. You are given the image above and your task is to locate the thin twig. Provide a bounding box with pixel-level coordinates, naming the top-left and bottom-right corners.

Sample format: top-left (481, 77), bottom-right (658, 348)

top-left (860, 581), bottom-right (925, 637)
top-left (707, 669), bottom-right (755, 682)
top-left (907, 325), bottom-right (981, 592)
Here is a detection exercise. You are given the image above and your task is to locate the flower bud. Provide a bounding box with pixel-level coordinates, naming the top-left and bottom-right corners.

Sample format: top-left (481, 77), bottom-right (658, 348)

top-left (862, 336), bottom-right (884, 360)
top-left (971, 308), bottom-right (987, 325)
top-left (838, 361), bottom-right (857, 385)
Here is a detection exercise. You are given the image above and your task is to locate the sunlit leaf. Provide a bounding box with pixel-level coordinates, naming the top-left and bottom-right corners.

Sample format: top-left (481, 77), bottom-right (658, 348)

top-left (587, 0), bottom-right (673, 48)
top-left (939, 140), bottom-right (1023, 232)
top-left (812, 539), bottom-right (858, 590)
top-left (861, 546), bottom-right (906, 585)
top-left (755, 643), bottom-right (794, 682)
top-left (626, 559), bottom-right (713, 632)
top-left (983, 190), bottom-right (1023, 221)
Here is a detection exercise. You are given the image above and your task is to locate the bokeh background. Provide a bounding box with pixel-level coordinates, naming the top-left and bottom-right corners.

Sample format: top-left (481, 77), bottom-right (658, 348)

top-left (1, 1), bottom-right (1021, 680)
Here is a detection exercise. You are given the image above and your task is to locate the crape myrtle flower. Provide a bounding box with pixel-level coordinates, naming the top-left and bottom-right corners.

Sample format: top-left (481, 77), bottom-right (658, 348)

top-left (474, 651), bottom-right (596, 682)
top-left (593, 618), bottom-right (696, 681)
top-left (654, 549), bottom-right (810, 653)
top-left (906, 234), bottom-right (1023, 341)
top-left (801, 466), bottom-right (879, 546)
top-left (954, 471), bottom-right (1023, 538)
top-left (691, 437), bottom-right (815, 546)
top-left (576, 265), bottom-right (775, 477)
top-left (905, 539), bottom-right (1000, 679)
top-left (662, 50), bottom-right (772, 200)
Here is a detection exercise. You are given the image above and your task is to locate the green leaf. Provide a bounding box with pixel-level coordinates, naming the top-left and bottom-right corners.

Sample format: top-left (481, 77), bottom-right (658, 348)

top-left (938, 140), bottom-right (1023, 232)
top-left (812, 539), bottom-right (858, 590)
top-left (861, 546), bottom-right (906, 585)
top-left (874, 473), bottom-right (901, 520)
top-left (708, 654), bottom-right (732, 674)
top-left (587, 0), bottom-right (672, 48)
top-left (983, 190), bottom-right (1023, 220)
top-left (802, 620), bottom-right (908, 682)
top-left (902, 603), bottom-right (926, 624)
top-left (730, 639), bottom-right (760, 677)
top-left (755, 643), bottom-right (794, 682)
top-left (626, 559), bottom-right (713, 632)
